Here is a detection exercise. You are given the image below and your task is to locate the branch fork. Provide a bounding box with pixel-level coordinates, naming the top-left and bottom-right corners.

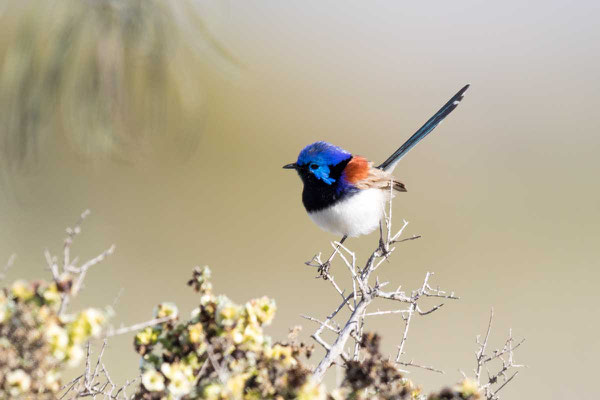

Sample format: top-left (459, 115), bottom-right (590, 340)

top-left (304, 191), bottom-right (459, 382)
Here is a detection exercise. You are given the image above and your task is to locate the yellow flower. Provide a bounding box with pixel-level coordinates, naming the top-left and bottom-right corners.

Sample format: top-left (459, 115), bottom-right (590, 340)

top-left (136, 327), bottom-right (159, 346)
top-left (82, 308), bottom-right (105, 337)
top-left (410, 388), bottom-right (422, 399)
top-left (154, 302), bottom-right (179, 319)
top-left (267, 344), bottom-right (296, 367)
top-left (203, 383), bottom-right (223, 400)
top-left (456, 378), bottom-right (480, 397)
top-left (68, 320), bottom-right (87, 344)
top-left (43, 283), bottom-right (62, 305)
top-left (297, 379), bottom-right (326, 400)
top-left (46, 323), bottom-right (69, 361)
top-left (37, 304), bottom-right (52, 320)
top-left (199, 294), bottom-right (214, 306)
top-left (249, 297), bottom-right (276, 326)
top-left (142, 369), bottom-right (165, 392)
top-left (185, 353), bottom-right (203, 370)
top-left (6, 369), bottom-right (32, 396)
top-left (225, 373), bottom-right (248, 398)
top-left (11, 280), bottom-right (34, 301)
top-left (242, 322), bottom-right (264, 349)
top-left (160, 362), bottom-right (194, 382)
top-left (244, 302), bottom-right (258, 326)
top-left (188, 323), bottom-right (204, 344)
top-left (231, 323), bottom-right (245, 344)
top-left (69, 308), bottom-right (106, 343)
top-left (166, 369), bottom-right (192, 397)
top-left (216, 296), bottom-right (240, 328)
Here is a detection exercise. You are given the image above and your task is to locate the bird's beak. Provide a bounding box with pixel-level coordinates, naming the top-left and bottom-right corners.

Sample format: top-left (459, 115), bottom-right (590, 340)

top-left (282, 163), bottom-right (297, 170)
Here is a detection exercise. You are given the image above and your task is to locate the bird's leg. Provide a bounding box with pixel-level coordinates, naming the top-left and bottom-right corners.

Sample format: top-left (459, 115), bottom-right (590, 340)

top-left (317, 235), bottom-right (348, 279)
top-left (378, 222), bottom-right (390, 257)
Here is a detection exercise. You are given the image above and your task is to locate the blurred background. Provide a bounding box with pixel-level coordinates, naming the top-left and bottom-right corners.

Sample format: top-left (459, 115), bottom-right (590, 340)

top-left (1, 0), bottom-right (599, 398)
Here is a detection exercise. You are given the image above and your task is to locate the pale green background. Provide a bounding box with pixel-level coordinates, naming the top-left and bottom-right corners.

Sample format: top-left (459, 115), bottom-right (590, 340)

top-left (1, 1), bottom-right (599, 399)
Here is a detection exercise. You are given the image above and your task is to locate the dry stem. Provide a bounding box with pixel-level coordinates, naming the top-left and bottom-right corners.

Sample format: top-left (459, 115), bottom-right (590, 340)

top-left (306, 190), bottom-right (458, 382)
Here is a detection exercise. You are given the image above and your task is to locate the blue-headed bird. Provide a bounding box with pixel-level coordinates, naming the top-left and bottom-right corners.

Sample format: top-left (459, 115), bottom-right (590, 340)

top-left (283, 84), bottom-right (469, 242)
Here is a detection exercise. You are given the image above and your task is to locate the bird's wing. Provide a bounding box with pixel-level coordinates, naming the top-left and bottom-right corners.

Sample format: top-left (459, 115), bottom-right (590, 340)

top-left (348, 157), bottom-right (406, 192)
top-left (377, 84), bottom-right (470, 172)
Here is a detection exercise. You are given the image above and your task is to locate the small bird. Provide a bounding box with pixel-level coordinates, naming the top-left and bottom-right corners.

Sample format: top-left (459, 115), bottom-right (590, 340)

top-left (283, 84), bottom-right (469, 241)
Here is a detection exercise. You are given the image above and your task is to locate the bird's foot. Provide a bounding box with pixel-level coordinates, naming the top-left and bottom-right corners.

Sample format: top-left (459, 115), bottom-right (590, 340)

top-left (316, 261), bottom-right (331, 280)
top-left (378, 238), bottom-right (388, 255)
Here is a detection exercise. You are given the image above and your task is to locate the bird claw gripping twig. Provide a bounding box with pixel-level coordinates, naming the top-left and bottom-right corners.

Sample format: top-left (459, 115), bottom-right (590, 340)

top-left (316, 261), bottom-right (331, 279)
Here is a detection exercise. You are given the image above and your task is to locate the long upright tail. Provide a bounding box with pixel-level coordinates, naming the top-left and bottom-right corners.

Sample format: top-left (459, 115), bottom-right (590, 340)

top-left (377, 84), bottom-right (470, 172)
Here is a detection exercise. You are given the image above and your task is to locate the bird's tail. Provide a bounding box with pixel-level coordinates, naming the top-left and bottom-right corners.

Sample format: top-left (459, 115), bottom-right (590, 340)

top-left (393, 180), bottom-right (407, 192)
top-left (377, 84), bottom-right (470, 172)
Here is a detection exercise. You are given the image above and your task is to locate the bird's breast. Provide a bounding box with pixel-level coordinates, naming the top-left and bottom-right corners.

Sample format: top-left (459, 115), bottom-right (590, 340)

top-left (307, 188), bottom-right (387, 237)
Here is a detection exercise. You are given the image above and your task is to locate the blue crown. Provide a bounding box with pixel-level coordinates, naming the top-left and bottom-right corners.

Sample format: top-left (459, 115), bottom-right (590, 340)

top-left (297, 141), bottom-right (351, 167)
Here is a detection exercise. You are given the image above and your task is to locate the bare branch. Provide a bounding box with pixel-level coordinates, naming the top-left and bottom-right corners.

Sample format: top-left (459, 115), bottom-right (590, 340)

top-left (471, 310), bottom-right (526, 399)
top-left (476, 308), bottom-right (494, 384)
top-left (71, 244), bottom-right (116, 295)
top-left (301, 314), bottom-right (341, 334)
top-left (397, 359), bottom-right (444, 374)
top-left (58, 244), bottom-right (115, 316)
top-left (106, 315), bottom-right (176, 337)
top-left (0, 254), bottom-right (16, 281)
top-left (305, 191), bottom-right (459, 383)
top-left (59, 339), bottom-right (135, 399)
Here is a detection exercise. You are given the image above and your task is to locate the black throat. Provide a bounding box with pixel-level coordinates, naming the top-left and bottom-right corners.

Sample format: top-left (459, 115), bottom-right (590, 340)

top-left (297, 158), bottom-right (357, 212)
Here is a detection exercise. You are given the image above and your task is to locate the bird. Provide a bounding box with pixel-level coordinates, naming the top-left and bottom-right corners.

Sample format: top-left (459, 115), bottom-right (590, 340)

top-left (283, 84), bottom-right (469, 242)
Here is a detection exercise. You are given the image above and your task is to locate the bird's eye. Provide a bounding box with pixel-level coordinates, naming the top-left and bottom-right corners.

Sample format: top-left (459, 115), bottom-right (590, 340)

top-left (310, 163), bottom-right (319, 170)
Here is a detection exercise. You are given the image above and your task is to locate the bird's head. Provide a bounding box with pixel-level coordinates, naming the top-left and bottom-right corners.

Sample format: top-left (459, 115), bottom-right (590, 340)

top-left (283, 141), bottom-right (352, 187)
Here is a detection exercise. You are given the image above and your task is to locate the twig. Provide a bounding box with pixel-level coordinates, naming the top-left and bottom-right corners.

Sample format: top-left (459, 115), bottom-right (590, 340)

top-left (58, 244), bottom-right (115, 315)
top-left (397, 360), bottom-right (444, 374)
top-left (472, 310), bottom-right (525, 399)
top-left (206, 344), bottom-right (229, 384)
top-left (59, 339), bottom-right (133, 399)
top-left (105, 315), bottom-right (176, 337)
top-left (0, 254), bottom-right (16, 281)
top-left (476, 308), bottom-right (494, 384)
top-left (305, 190), bottom-right (459, 382)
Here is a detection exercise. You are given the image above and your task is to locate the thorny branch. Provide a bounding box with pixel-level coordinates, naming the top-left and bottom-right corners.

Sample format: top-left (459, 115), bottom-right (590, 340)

top-left (42, 209), bottom-right (116, 316)
top-left (305, 189), bottom-right (459, 382)
top-left (59, 340), bottom-right (138, 399)
top-left (303, 191), bottom-right (525, 397)
top-left (38, 211), bottom-right (180, 398)
top-left (474, 309), bottom-right (525, 400)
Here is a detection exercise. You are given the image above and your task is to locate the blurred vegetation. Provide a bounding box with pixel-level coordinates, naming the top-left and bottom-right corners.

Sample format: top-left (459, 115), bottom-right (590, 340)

top-left (131, 266), bottom-right (481, 400)
top-left (0, 264), bottom-right (482, 399)
top-left (0, 210), bottom-right (503, 398)
top-left (0, 0), bottom-right (235, 170)
top-left (0, 278), bottom-right (107, 397)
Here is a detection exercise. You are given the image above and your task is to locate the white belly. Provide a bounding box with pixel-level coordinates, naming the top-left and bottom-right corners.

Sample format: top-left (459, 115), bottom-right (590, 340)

top-left (308, 189), bottom-right (387, 237)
